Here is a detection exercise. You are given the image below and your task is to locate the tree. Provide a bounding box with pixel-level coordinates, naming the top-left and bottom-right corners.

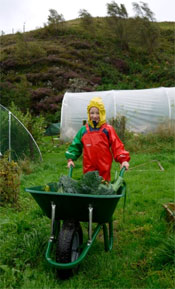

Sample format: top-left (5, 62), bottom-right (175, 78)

top-left (132, 17), bottom-right (160, 53)
top-left (47, 9), bottom-right (65, 30)
top-left (131, 2), bottom-right (159, 53)
top-left (132, 1), bottom-right (155, 21)
top-left (106, 1), bottom-right (129, 50)
top-left (106, 1), bottom-right (128, 18)
top-left (78, 9), bottom-right (94, 28)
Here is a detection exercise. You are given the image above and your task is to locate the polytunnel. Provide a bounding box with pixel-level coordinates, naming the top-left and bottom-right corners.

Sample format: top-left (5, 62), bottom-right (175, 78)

top-left (0, 104), bottom-right (42, 161)
top-left (60, 87), bottom-right (175, 141)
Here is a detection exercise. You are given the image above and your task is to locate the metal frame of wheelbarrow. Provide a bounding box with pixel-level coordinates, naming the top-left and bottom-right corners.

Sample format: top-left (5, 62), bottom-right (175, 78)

top-left (25, 167), bottom-right (126, 276)
top-left (44, 167), bottom-right (126, 270)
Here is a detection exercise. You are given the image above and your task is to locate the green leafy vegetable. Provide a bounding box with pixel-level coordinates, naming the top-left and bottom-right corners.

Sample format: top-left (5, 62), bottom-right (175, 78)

top-left (57, 171), bottom-right (124, 195)
top-left (58, 175), bottom-right (79, 194)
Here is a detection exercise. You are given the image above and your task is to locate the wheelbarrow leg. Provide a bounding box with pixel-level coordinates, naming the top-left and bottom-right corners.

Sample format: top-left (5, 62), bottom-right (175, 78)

top-left (88, 204), bottom-right (93, 245)
top-left (50, 202), bottom-right (60, 241)
top-left (50, 202), bottom-right (56, 240)
top-left (103, 221), bottom-right (113, 251)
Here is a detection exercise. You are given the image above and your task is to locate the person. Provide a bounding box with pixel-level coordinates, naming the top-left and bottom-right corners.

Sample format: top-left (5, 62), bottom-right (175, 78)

top-left (65, 97), bottom-right (130, 181)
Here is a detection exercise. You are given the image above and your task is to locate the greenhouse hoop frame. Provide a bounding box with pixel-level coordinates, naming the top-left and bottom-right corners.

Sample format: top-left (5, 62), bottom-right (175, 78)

top-left (0, 104), bottom-right (42, 162)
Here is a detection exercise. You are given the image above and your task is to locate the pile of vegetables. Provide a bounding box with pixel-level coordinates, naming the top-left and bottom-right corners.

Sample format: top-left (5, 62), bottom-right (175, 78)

top-left (56, 171), bottom-right (124, 195)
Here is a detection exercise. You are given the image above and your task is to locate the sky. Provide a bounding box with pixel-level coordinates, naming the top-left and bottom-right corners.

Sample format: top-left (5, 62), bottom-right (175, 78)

top-left (0, 0), bottom-right (175, 35)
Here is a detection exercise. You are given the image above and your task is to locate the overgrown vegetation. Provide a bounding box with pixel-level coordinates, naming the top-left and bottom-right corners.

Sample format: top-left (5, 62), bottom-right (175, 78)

top-left (9, 102), bottom-right (46, 144)
top-left (109, 115), bottom-right (126, 141)
top-left (0, 154), bottom-right (21, 206)
top-left (0, 2), bottom-right (174, 124)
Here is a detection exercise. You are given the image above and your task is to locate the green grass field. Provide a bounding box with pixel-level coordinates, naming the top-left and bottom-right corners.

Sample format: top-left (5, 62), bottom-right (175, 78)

top-left (0, 136), bottom-right (174, 289)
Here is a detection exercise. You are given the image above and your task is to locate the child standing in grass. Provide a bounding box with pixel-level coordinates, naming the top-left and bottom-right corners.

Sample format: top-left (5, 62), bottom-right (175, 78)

top-left (66, 97), bottom-right (130, 181)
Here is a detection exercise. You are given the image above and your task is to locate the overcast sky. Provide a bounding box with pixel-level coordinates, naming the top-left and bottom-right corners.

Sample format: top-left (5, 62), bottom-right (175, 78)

top-left (0, 0), bottom-right (175, 35)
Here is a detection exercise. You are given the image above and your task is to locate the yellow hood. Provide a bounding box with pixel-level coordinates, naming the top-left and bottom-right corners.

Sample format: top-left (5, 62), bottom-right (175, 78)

top-left (87, 97), bottom-right (106, 128)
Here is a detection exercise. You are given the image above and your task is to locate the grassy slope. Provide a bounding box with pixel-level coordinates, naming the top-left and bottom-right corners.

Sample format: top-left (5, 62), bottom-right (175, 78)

top-left (0, 19), bottom-right (174, 123)
top-left (0, 136), bottom-right (174, 289)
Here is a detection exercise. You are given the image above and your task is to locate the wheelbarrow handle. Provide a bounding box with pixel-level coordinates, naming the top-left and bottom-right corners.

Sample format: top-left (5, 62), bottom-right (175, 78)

top-left (69, 166), bottom-right (126, 178)
top-left (119, 166), bottom-right (126, 177)
top-left (68, 165), bottom-right (73, 177)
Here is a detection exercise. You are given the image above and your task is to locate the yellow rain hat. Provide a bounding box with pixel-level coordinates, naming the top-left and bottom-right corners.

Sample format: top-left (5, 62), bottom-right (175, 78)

top-left (87, 97), bottom-right (106, 128)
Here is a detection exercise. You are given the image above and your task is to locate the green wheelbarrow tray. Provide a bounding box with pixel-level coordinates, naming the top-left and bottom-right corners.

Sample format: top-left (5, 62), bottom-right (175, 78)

top-left (25, 167), bottom-right (126, 272)
top-left (26, 183), bottom-right (125, 223)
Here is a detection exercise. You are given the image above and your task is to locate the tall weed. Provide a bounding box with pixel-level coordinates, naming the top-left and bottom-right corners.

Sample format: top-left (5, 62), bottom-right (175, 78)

top-left (125, 122), bottom-right (175, 153)
top-left (0, 154), bottom-right (21, 206)
top-left (154, 234), bottom-right (175, 267)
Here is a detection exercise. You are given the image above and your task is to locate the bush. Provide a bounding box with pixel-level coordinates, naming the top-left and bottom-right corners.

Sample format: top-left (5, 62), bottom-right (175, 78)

top-left (109, 115), bottom-right (126, 141)
top-left (0, 155), bottom-right (21, 206)
top-left (15, 34), bottom-right (46, 65)
top-left (9, 102), bottom-right (45, 144)
top-left (124, 120), bottom-right (175, 153)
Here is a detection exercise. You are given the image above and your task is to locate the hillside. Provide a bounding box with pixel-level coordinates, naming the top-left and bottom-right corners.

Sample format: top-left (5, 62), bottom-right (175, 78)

top-left (0, 17), bottom-right (174, 124)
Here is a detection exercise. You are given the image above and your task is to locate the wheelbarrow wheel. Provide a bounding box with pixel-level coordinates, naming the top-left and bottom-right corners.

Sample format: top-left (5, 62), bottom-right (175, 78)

top-left (56, 220), bottom-right (83, 279)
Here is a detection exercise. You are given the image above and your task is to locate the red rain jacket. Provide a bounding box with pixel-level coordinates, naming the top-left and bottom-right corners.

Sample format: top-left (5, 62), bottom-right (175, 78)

top-left (81, 123), bottom-right (130, 181)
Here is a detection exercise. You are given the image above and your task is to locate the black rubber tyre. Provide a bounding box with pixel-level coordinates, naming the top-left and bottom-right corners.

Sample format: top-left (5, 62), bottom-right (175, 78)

top-left (56, 220), bottom-right (83, 279)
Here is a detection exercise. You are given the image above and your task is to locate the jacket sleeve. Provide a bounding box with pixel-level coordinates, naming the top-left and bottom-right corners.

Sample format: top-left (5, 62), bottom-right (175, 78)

top-left (65, 127), bottom-right (84, 161)
top-left (108, 125), bottom-right (130, 164)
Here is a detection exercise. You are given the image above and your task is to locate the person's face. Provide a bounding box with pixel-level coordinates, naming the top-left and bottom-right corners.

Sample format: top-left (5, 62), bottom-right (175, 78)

top-left (89, 107), bottom-right (100, 123)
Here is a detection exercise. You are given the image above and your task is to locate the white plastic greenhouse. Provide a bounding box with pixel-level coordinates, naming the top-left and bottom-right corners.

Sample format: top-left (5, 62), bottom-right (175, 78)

top-left (60, 87), bottom-right (175, 141)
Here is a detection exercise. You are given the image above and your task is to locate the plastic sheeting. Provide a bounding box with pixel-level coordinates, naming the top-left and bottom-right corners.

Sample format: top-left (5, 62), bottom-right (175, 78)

top-left (60, 87), bottom-right (175, 141)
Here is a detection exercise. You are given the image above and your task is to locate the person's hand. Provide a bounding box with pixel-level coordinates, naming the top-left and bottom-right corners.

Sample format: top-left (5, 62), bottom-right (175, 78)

top-left (120, 161), bottom-right (129, 170)
top-left (67, 159), bottom-right (75, 168)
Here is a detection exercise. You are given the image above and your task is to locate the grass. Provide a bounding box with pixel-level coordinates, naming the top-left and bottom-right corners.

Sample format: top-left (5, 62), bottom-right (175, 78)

top-left (0, 135), bottom-right (175, 288)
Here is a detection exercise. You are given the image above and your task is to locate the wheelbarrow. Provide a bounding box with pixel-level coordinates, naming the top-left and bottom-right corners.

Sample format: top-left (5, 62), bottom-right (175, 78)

top-left (25, 167), bottom-right (126, 279)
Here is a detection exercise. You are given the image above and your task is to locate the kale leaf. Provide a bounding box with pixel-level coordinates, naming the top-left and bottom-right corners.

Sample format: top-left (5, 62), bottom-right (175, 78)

top-left (57, 171), bottom-right (123, 195)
